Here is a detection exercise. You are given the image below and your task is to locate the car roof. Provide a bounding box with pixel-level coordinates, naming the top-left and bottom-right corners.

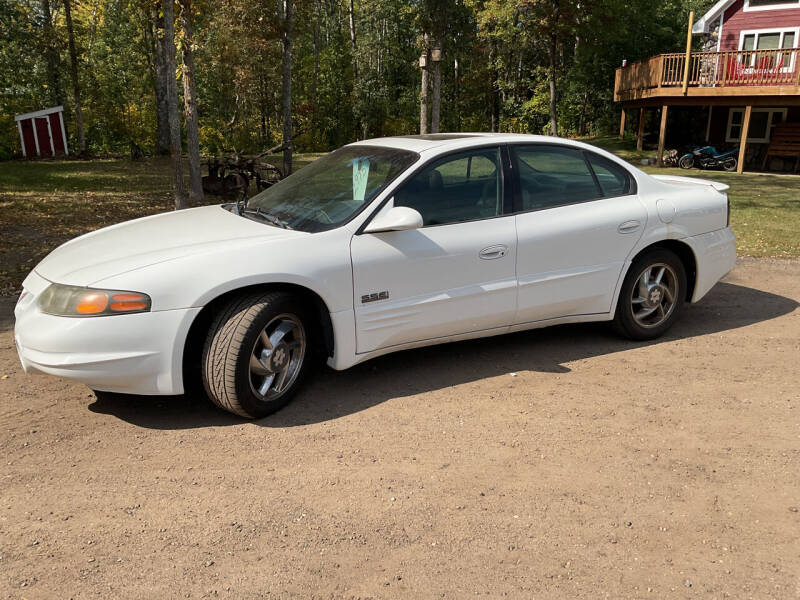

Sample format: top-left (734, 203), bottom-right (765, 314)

top-left (346, 133), bottom-right (648, 184)
top-left (348, 133), bottom-right (597, 155)
top-left (348, 133), bottom-right (655, 187)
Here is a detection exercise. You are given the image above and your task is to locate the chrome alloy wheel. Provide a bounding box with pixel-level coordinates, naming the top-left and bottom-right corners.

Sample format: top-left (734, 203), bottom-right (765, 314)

top-left (248, 313), bottom-right (306, 401)
top-left (630, 263), bottom-right (679, 329)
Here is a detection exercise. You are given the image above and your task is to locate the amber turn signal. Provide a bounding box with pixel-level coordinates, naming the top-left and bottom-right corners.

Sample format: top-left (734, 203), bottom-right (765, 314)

top-left (109, 293), bottom-right (149, 312)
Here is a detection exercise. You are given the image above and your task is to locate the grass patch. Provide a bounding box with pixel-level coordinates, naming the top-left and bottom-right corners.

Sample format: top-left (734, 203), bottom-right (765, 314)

top-left (579, 135), bottom-right (656, 164)
top-left (1, 142), bottom-right (798, 295)
top-left (0, 155), bottom-right (317, 295)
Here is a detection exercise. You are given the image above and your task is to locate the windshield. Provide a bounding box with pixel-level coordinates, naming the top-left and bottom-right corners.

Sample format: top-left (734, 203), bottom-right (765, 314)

top-left (244, 145), bottom-right (418, 232)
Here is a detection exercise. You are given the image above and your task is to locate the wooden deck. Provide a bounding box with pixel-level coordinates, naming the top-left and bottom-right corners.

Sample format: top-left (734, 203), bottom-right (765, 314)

top-left (615, 49), bottom-right (800, 103)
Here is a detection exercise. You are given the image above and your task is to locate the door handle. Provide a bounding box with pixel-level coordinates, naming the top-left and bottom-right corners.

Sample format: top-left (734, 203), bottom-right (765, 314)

top-left (479, 244), bottom-right (508, 260)
top-left (618, 220), bottom-right (642, 234)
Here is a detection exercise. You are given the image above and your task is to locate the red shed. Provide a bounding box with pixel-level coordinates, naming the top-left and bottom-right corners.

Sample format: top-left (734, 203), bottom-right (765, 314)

top-left (14, 106), bottom-right (69, 158)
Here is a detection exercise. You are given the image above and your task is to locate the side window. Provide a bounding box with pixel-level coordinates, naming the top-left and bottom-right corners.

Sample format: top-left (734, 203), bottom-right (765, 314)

top-left (586, 153), bottom-right (633, 197)
top-left (511, 145), bottom-right (601, 211)
top-left (394, 148), bottom-right (501, 226)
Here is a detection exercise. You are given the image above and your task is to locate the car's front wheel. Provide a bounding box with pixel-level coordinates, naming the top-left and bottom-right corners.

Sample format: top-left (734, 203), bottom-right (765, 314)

top-left (202, 292), bottom-right (314, 418)
top-left (613, 249), bottom-right (687, 341)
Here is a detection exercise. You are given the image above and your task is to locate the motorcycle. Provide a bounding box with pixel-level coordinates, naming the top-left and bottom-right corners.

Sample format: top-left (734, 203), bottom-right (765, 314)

top-left (679, 145), bottom-right (739, 172)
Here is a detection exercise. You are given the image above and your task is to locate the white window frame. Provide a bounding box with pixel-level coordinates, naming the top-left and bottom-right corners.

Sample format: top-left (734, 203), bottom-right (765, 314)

top-left (738, 27), bottom-right (799, 71)
top-left (725, 108), bottom-right (787, 143)
top-left (744, 0), bottom-right (800, 11)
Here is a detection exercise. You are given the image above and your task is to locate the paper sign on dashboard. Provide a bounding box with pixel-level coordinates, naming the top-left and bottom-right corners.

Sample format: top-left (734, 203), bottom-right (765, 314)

top-left (353, 158), bottom-right (370, 202)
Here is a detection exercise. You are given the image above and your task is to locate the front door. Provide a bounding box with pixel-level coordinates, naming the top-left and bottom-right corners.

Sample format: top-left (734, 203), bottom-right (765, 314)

top-left (510, 144), bottom-right (647, 324)
top-left (350, 146), bottom-right (517, 354)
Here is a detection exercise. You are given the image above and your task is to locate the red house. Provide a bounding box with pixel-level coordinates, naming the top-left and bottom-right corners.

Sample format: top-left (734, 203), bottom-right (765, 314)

top-left (14, 106), bottom-right (69, 158)
top-left (615, 0), bottom-right (800, 172)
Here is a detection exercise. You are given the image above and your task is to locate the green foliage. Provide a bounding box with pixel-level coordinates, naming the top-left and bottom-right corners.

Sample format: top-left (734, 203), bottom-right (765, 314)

top-left (1, 0), bottom-right (720, 156)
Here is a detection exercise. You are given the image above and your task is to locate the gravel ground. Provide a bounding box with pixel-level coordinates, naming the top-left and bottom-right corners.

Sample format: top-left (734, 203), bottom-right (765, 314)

top-left (1, 258), bottom-right (799, 599)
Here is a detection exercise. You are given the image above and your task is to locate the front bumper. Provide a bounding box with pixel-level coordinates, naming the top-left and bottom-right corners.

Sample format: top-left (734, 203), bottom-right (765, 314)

top-left (14, 271), bottom-right (200, 395)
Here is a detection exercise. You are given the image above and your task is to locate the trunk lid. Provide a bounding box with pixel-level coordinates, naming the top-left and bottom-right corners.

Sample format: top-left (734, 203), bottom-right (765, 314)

top-left (651, 174), bottom-right (730, 193)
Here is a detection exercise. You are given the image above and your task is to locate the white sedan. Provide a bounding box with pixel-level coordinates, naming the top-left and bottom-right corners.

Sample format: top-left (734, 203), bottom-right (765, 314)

top-left (14, 134), bottom-right (736, 418)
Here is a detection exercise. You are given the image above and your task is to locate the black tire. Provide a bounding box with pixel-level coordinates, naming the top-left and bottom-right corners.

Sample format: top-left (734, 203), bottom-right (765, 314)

top-left (613, 249), bottom-right (687, 341)
top-left (722, 157), bottom-right (737, 172)
top-left (678, 155), bottom-right (694, 169)
top-left (201, 291), bottom-right (316, 418)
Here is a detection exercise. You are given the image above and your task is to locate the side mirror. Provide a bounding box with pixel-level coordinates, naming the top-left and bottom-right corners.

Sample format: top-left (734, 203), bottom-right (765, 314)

top-left (363, 205), bottom-right (423, 233)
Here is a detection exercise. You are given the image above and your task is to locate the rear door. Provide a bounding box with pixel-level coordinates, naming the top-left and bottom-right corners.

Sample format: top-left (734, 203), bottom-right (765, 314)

top-left (350, 146), bottom-right (517, 353)
top-left (510, 144), bottom-right (647, 324)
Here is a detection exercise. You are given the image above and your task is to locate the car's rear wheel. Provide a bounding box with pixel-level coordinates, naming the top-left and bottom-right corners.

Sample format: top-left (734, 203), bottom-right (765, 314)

top-left (202, 292), bottom-right (314, 418)
top-left (613, 249), bottom-right (687, 341)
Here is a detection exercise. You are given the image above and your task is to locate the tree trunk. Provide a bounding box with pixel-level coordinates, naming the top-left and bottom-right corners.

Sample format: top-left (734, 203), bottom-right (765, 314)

top-left (180, 0), bottom-right (203, 204)
top-left (63, 0), bottom-right (86, 154)
top-left (260, 103), bottom-right (268, 146)
top-left (348, 0), bottom-right (361, 138)
top-left (454, 56), bottom-right (460, 132)
top-left (162, 0), bottom-right (186, 209)
top-left (151, 5), bottom-right (170, 156)
top-left (40, 0), bottom-right (64, 107)
top-left (259, 70), bottom-right (269, 147)
top-left (419, 34), bottom-right (430, 135)
top-left (578, 91), bottom-right (588, 137)
top-left (431, 43), bottom-right (441, 133)
top-left (419, 59), bottom-right (429, 134)
top-left (348, 0), bottom-right (358, 82)
top-left (489, 39), bottom-right (498, 132)
top-left (312, 0), bottom-right (320, 128)
top-left (281, 0), bottom-right (294, 176)
top-left (548, 32), bottom-right (558, 137)
top-left (87, 0), bottom-right (100, 58)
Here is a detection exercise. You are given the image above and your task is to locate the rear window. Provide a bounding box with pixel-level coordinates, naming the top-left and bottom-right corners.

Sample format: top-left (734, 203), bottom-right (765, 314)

top-left (585, 153), bottom-right (634, 197)
top-left (512, 145), bottom-right (601, 211)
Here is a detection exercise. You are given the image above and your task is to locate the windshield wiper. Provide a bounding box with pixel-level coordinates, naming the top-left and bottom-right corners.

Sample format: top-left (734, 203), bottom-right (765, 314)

top-left (242, 207), bottom-right (293, 230)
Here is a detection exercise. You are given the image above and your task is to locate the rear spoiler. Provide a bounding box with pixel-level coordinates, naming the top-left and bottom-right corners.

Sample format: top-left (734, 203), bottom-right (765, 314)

top-left (652, 174), bottom-right (730, 193)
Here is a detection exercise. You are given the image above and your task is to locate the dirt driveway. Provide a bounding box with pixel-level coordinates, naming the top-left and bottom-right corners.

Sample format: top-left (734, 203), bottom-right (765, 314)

top-left (1, 258), bottom-right (799, 599)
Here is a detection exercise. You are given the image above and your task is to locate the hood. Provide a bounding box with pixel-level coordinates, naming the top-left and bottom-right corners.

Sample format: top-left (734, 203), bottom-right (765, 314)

top-left (35, 205), bottom-right (302, 286)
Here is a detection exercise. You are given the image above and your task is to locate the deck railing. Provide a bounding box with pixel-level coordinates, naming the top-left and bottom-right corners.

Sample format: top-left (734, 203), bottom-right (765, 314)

top-left (615, 48), bottom-right (800, 100)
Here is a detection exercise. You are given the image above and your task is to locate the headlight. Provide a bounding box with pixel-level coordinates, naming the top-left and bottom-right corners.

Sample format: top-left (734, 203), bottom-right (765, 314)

top-left (39, 283), bottom-right (151, 317)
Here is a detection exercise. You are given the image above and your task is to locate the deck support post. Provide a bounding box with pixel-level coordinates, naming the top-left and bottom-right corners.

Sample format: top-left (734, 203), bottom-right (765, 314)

top-left (637, 107), bottom-right (646, 151)
top-left (682, 12), bottom-right (694, 95)
top-left (737, 105), bottom-right (752, 174)
top-left (619, 107), bottom-right (626, 139)
top-left (657, 105), bottom-right (668, 167)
